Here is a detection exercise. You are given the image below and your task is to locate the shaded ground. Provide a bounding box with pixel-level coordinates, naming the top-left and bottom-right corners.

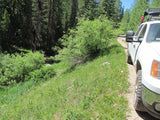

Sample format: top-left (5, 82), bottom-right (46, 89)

top-left (117, 36), bottom-right (159, 120)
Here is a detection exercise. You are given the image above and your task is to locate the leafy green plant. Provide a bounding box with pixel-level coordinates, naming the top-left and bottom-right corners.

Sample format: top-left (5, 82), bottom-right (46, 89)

top-left (56, 17), bottom-right (115, 66)
top-left (25, 65), bottom-right (56, 82)
top-left (0, 52), bottom-right (45, 86)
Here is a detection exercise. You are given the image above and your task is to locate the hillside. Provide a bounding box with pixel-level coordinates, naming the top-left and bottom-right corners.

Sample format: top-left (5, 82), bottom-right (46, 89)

top-left (0, 39), bottom-right (129, 119)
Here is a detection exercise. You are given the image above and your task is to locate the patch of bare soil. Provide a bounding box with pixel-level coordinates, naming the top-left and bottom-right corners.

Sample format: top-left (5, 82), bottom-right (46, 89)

top-left (117, 36), bottom-right (159, 120)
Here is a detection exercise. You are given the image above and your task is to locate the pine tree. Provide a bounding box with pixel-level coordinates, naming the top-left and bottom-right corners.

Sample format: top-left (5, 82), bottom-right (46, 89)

top-left (150, 0), bottom-right (160, 8)
top-left (23, 0), bottom-right (34, 49)
top-left (80, 0), bottom-right (99, 20)
top-left (120, 9), bottom-right (131, 33)
top-left (102, 0), bottom-right (116, 20)
top-left (113, 0), bottom-right (124, 27)
top-left (70, 0), bottom-right (78, 28)
top-left (128, 0), bottom-right (149, 32)
top-left (0, 0), bottom-right (26, 50)
top-left (32, 0), bottom-right (49, 50)
top-left (0, 0), bottom-right (86, 54)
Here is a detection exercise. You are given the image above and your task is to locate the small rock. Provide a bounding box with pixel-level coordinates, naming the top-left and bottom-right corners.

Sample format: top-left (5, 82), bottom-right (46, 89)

top-left (101, 62), bottom-right (110, 66)
top-left (45, 64), bottom-right (51, 67)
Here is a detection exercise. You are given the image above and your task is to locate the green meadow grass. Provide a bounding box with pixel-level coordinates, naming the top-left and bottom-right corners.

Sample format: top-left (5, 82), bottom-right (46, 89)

top-left (0, 39), bottom-right (129, 120)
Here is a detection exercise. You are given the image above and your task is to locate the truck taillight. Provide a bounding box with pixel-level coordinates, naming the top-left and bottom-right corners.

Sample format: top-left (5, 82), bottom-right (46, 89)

top-left (151, 60), bottom-right (160, 79)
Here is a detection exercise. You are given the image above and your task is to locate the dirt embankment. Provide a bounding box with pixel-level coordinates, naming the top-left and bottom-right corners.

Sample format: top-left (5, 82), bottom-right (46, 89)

top-left (117, 36), bottom-right (159, 120)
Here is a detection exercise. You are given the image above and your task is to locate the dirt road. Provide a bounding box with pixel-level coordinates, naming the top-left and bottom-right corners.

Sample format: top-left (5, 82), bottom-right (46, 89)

top-left (117, 36), bottom-right (159, 120)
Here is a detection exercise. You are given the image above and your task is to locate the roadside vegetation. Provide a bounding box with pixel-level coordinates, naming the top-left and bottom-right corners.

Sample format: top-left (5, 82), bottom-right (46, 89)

top-left (0, 52), bottom-right (55, 88)
top-left (0, 15), bottom-right (130, 119)
top-left (55, 17), bottom-right (115, 66)
top-left (0, 52), bottom-right (56, 107)
top-left (0, 39), bottom-right (129, 119)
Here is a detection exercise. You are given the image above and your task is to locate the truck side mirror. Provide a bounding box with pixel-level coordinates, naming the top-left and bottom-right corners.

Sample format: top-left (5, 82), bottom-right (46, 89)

top-left (126, 31), bottom-right (134, 42)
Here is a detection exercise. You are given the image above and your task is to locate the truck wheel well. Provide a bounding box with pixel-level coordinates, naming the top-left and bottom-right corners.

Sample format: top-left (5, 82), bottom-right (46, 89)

top-left (136, 61), bottom-right (141, 73)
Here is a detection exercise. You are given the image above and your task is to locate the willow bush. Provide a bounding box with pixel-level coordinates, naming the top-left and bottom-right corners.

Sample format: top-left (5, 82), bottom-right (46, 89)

top-left (56, 17), bottom-right (115, 66)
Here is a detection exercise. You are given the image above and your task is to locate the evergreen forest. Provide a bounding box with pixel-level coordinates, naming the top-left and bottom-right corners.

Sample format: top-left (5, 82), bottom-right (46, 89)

top-left (0, 0), bottom-right (124, 55)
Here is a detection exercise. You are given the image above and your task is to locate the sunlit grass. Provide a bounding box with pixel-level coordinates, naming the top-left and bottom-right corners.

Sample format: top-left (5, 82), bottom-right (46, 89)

top-left (0, 39), bottom-right (129, 119)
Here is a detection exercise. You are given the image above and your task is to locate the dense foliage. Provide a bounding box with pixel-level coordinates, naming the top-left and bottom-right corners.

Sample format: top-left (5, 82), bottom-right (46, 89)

top-left (56, 18), bottom-right (115, 66)
top-left (25, 65), bottom-right (56, 83)
top-left (120, 9), bottom-right (131, 34)
top-left (0, 0), bottom-right (124, 54)
top-left (0, 0), bottom-right (125, 89)
top-left (150, 0), bottom-right (160, 8)
top-left (0, 52), bottom-right (45, 87)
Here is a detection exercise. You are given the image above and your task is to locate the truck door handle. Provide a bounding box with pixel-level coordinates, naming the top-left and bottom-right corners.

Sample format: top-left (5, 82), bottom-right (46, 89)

top-left (133, 45), bottom-right (135, 48)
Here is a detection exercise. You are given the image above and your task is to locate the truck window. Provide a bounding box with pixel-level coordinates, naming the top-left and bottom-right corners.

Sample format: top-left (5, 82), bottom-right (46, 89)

top-left (135, 24), bottom-right (144, 36)
top-left (139, 25), bottom-right (147, 38)
top-left (147, 23), bottom-right (160, 41)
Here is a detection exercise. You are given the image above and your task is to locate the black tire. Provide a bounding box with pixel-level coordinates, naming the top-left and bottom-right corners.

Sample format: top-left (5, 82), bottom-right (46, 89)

top-left (134, 70), bottom-right (145, 111)
top-left (127, 53), bottom-right (133, 65)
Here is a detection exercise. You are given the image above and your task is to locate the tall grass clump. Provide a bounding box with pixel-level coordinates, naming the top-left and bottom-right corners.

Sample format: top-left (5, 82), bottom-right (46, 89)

top-left (0, 52), bottom-right (45, 87)
top-left (56, 17), bottom-right (115, 66)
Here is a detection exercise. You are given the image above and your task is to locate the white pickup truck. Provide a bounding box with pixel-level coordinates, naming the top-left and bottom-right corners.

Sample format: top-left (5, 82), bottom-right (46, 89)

top-left (126, 9), bottom-right (160, 119)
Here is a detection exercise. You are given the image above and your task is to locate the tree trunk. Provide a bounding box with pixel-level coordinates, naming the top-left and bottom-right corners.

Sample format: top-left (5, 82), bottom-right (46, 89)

top-left (46, 0), bottom-right (56, 54)
top-left (32, 0), bottom-right (44, 50)
top-left (24, 0), bottom-right (35, 49)
top-left (70, 0), bottom-right (78, 28)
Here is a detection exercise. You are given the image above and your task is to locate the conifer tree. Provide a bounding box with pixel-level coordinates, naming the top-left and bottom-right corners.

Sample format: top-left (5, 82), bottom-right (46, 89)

top-left (120, 9), bottom-right (131, 33)
top-left (23, 0), bottom-right (34, 49)
top-left (70, 0), bottom-right (78, 28)
top-left (113, 0), bottom-right (124, 27)
top-left (128, 0), bottom-right (149, 32)
top-left (102, 0), bottom-right (116, 20)
top-left (0, 0), bottom-right (111, 54)
top-left (101, 0), bottom-right (123, 24)
top-left (113, 0), bottom-right (124, 22)
top-left (150, 0), bottom-right (160, 8)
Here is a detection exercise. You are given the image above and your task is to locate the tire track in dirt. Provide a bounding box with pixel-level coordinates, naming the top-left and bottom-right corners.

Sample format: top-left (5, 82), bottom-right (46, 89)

top-left (117, 36), bottom-right (158, 120)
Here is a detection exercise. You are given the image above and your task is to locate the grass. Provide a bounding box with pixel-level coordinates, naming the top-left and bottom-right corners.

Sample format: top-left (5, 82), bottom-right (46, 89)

top-left (0, 39), bottom-right (129, 120)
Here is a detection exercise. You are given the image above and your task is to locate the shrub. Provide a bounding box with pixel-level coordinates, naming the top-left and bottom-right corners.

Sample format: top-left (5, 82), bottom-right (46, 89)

top-left (25, 65), bottom-right (56, 82)
top-left (0, 52), bottom-right (45, 86)
top-left (55, 17), bottom-right (115, 66)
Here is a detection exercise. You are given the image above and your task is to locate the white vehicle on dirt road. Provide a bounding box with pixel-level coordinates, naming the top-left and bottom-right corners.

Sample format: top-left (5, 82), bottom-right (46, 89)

top-left (126, 9), bottom-right (160, 119)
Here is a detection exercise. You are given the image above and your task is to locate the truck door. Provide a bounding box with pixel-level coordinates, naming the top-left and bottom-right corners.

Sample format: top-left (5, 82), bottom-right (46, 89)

top-left (134, 24), bottom-right (147, 62)
top-left (130, 24), bottom-right (147, 64)
top-left (129, 24), bottom-right (143, 63)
